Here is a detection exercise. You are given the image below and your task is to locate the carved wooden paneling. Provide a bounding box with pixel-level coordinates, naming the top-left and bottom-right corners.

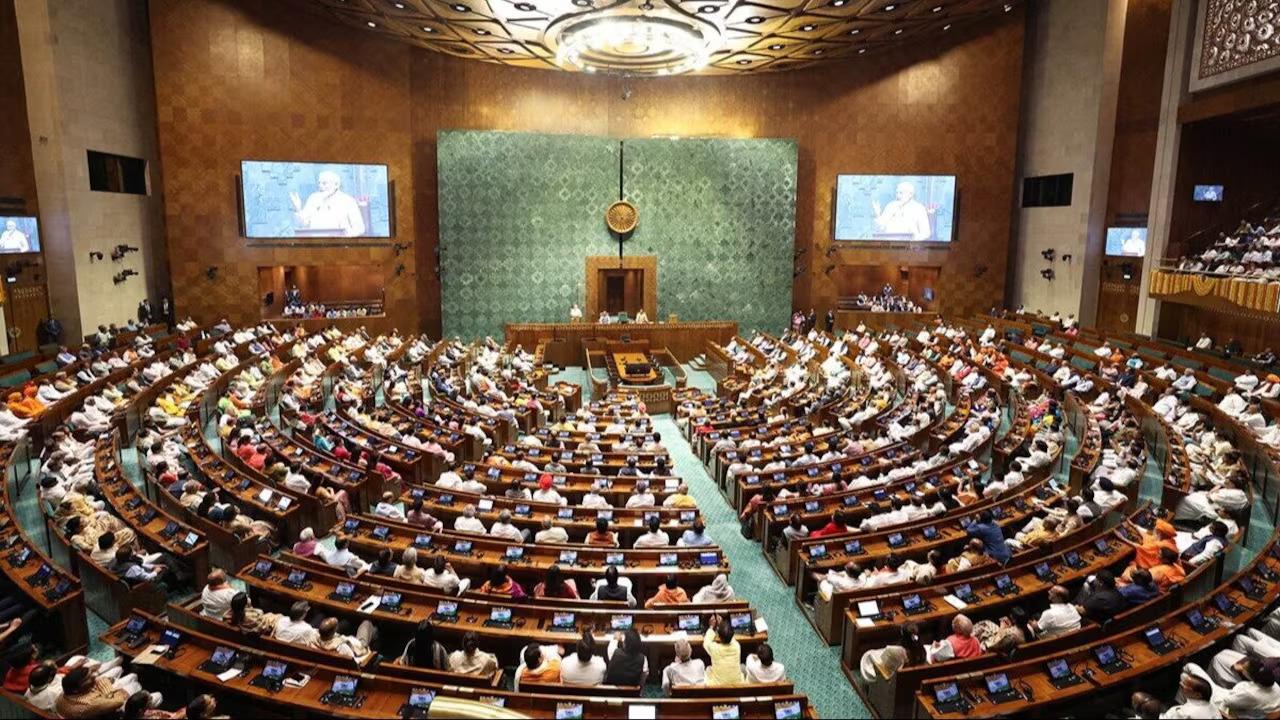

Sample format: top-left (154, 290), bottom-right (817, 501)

top-left (296, 0), bottom-right (1024, 75)
top-left (150, 0), bottom-right (1024, 335)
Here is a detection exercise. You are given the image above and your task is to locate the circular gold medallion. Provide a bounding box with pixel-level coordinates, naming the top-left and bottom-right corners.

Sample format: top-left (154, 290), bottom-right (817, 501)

top-left (606, 201), bottom-right (638, 234)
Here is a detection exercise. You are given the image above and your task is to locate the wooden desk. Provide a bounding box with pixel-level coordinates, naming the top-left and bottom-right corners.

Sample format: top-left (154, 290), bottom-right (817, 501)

top-left (105, 611), bottom-right (813, 719)
top-left (613, 352), bottom-right (659, 385)
top-left (505, 321), bottom-right (738, 364)
top-left (237, 559), bottom-right (765, 671)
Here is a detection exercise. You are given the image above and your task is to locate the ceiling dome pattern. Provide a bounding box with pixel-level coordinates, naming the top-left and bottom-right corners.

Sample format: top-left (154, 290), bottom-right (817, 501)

top-left (300, 0), bottom-right (1021, 74)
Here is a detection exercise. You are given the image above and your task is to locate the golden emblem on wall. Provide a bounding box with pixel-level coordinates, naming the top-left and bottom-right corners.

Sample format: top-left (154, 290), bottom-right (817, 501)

top-left (606, 201), bottom-right (638, 234)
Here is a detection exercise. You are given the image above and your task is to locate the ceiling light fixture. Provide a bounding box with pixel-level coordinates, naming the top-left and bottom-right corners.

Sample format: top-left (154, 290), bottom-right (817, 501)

top-left (422, 25), bottom-right (434, 31)
top-left (830, 0), bottom-right (847, 5)
top-left (452, 3), bottom-right (470, 11)
top-left (1004, 3), bottom-right (1012, 10)
top-left (813, 48), bottom-right (824, 54)
top-left (698, 5), bottom-right (717, 13)
top-left (858, 47), bottom-right (866, 53)
top-left (394, 1), bottom-right (405, 8)
top-left (884, 3), bottom-right (896, 10)
top-left (554, 14), bottom-right (719, 76)
top-left (849, 28), bottom-right (860, 34)
top-left (894, 28), bottom-right (902, 34)
top-left (367, 21), bottom-right (377, 27)
top-left (572, 0), bottom-right (593, 6)
top-left (943, 23), bottom-right (951, 29)
top-left (801, 24), bottom-right (815, 31)
top-left (515, 2), bottom-right (536, 9)
top-left (769, 43), bottom-right (782, 50)
top-left (737, 59), bottom-right (750, 64)
top-left (475, 28), bottom-right (489, 34)
top-left (933, 5), bottom-right (943, 11)
top-left (746, 16), bottom-right (764, 23)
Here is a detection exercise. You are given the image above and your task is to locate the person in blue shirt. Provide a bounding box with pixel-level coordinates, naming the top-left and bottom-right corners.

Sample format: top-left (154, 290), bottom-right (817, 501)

top-left (679, 520), bottom-right (715, 548)
top-left (1117, 568), bottom-right (1160, 604)
top-left (966, 509), bottom-right (1011, 564)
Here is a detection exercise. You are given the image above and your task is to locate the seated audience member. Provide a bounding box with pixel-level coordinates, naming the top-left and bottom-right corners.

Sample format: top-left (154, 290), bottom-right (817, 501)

top-left (449, 631), bottom-right (499, 676)
top-left (478, 564), bottom-right (527, 600)
top-left (744, 643), bottom-right (786, 684)
top-left (591, 565), bottom-right (636, 606)
top-left (1073, 569), bottom-right (1127, 623)
top-left (605, 628), bottom-right (649, 687)
top-left (1183, 654), bottom-right (1280, 717)
top-left (646, 574), bottom-right (689, 608)
top-left (704, 616), bottom-right (745, 685)
top-left (662, 638), bottom-right (707, 694)
top-left (1031, 585), bottom-right (1081, 638)
top-left (515, 643), bottom-right (562, 690)
top-left (273, 600), bottom-right (319, 647)
top-left (692, 573), bottom-right (736, 604)
top-left (560, 632), bottom-right (607, 687)
top-left (397, 620), bottom-right (448, 669)
top-left (534, 565), bottom-right (579, 599)
top-left (314, 617), bottom-right (376, 664)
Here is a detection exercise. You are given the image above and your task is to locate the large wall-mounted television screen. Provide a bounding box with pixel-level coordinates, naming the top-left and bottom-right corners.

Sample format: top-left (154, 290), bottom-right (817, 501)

top-left (1105, 227), bottom-right (1147, 257)
top-left (834, 175), bottom-right (957, 243)
top-left (0, 216), bottom-right (40, 254)
top-left (1193, 184), bottom-right (1223, 202)
top-left (240, 161), bottom-right (391, 239)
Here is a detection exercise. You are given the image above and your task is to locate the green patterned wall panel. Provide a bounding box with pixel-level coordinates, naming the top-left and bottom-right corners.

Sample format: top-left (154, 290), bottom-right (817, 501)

top-left (438, 131), bottom-right (796, 339)
top-left (438, 130), bottom-right (619, 340)
top-left (622, 138), bottom-right (797, 334)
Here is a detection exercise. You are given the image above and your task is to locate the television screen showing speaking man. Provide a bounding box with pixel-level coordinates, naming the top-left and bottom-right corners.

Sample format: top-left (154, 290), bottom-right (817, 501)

top-left (0, 216), bottom-right (40, 254)
top-left (1105, 227), bottom-right (1147, 257)
top-left (834, 175), bottom-right (957, 243)
top-left (240, 161), bottom-right (391, 239)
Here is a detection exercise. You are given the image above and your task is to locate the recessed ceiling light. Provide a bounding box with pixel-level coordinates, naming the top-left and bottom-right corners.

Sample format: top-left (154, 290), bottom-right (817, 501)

top-left (801, 24), bottom-right (815, 31)
top-left (452, 3), bottom-right (470, 11)
top-left (830, 0), bottom-right (847, 5)
top-left (737, 59), bottom-right (751, 64)
top-left (422, 25), bottom-right (434, 31)
top-left (884, 3), bottom-right (896, 10)
top-left (813, 49), bottom-right (824, 54)
top-left (367, 21), bottom-right (377, 27)
top-left (769, 43), bottom-right (783, 50)
top-left (943, 23), bottom-right (951, 29)
top-left (746, 16), bottom-right (765, 23)
top-left (933, 5), bottom-right (943, 11)
top-left (572, 0), bottom-right (592, 6)
top-left (515, 2), bottom-right (535, 9)
top-left (858, 48), bottom-right (866, 53)
top-left (698, 5), bottom-right (718, 13)
top-left (894, 28), bottom-right (903, 34)
top-left (1004, 3), bottom-right (1012, 10)
top-left (849, 28), bottom-right (860, 35)
top-left (498, 48), bottom-right (513, 53)
top-left (474, 28), bottom-right (489, 35)
top-left (394, 1), bottom-right (405, 8)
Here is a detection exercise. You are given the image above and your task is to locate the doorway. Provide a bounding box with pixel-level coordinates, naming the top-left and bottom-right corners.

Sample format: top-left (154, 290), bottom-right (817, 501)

top-left (598, 269), bottom-right (645, 318)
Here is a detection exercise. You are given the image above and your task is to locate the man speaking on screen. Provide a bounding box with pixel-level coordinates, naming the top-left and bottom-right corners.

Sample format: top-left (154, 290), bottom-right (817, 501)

top-left (0, 220), bottom-right (30, 253)
top-left (871, 181), bottom-right (932, 241)
top-left (289, 170), bottom-right (366, 237)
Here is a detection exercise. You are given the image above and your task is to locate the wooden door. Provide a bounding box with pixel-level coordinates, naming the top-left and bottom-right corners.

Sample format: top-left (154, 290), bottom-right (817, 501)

top-left (4, 282), bottom-right (48, 353)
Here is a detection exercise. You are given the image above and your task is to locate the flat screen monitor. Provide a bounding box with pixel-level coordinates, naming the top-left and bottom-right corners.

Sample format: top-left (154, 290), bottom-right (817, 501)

top-left (1105, 227), bottom-right (1147, 257)
top-left (240, 160), bottom-right (391, 239)
top-left (834, 175), bottom-right (957, 242)
top-left (1193, 184), bottom-right (1223, 202)
top-left (0, 216), bottom-right (39, 254)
